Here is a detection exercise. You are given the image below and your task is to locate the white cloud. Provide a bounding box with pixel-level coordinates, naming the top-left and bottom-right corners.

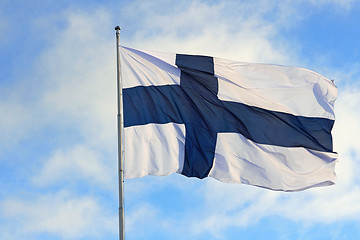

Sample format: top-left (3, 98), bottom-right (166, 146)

top-left (121, 0), bottom-right (298, 64)
top-left (0, 8), bottom-right (117, 156)
top-left (126, 203), bottom-right (170, 237)
top-left (0, 191), bottom-right (117, 240)
top-left (0, 100), bottom-right (32, 154)
top-left (333, 86), bottom-right (360, 153)
top-left (37, 8), bottom-right (117, 147)
top-left (1, 9), bottom-right (119, 239)
top-left (15, 9), bottom-right (119, 188)
top-left (32, 144), bottom-right (114, 188)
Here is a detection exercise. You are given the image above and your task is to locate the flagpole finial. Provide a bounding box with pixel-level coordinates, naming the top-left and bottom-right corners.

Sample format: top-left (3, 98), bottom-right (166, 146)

top-left (115, 26), bottom-right (121, 31)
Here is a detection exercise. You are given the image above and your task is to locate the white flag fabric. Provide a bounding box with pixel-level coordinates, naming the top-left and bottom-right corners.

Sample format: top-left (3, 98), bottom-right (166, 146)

top-left (120, 46), bottom-right (338, 191)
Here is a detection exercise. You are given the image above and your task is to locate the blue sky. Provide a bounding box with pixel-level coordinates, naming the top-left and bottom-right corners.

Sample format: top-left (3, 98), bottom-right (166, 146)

top-left (1, 0), bottom-right (360, 239)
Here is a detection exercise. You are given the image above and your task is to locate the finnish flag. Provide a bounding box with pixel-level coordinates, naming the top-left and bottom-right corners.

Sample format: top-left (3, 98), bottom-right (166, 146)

top-left (120, 46), bottom-right (338, 191)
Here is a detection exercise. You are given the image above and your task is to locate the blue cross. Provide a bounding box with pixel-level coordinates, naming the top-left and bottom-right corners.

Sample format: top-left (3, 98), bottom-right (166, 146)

top-left (123, 54), bottom-right (334, 179)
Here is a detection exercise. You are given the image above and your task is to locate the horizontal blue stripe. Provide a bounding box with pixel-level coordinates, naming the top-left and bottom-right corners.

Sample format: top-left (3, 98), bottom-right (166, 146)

top-left (123, 85), bottom-right (334, 152)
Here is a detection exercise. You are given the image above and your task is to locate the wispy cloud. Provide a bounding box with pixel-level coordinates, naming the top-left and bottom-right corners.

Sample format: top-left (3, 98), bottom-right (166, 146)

top-left (120, 0), bottom-right (299, 64)
top-left (1, 8), bottom-right (119, 239)
top-left (32, 144), bottom-right (114, 188)
top-left (0, 191), bottom-right (117, 240)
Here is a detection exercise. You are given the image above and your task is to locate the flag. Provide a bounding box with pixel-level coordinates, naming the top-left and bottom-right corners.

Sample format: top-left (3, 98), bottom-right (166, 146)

top-left (120, 46), bottom-right (338, 191)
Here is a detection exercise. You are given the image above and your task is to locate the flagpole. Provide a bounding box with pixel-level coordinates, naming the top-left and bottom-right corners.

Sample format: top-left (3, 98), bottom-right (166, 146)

top-left (115, 25), bottom-right (125, 240)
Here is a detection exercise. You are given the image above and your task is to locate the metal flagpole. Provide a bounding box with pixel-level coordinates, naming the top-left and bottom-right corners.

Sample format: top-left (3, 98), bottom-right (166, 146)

top-left (115, 26), bottom-right (125, 240)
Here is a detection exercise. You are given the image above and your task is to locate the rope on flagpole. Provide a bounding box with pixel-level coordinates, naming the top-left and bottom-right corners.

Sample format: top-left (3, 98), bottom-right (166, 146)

top-left (115, 25), bottom-right (125, 240)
